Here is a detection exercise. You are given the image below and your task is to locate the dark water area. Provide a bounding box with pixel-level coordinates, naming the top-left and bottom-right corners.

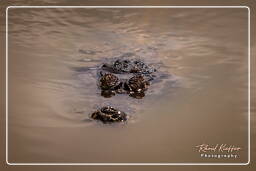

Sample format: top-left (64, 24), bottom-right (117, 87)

top-left (4, 6), bottom-right (249, 163)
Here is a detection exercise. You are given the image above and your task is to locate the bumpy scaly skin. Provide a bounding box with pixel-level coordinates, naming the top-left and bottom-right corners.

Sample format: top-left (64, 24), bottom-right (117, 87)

top-left (113, 59), bottom-right (132, 73)
top-left (123, 75), bottom-right (150, 99)
top-left (91, 106), bottom-right (127, 123)
top-left (130, 60), bottom-right (156, 74)
top-left (99, 73), bottom-right (121, 90)
top-left (102, 59), bottom-right (156, 74)
top-left (124, 75), bottom-right (149, 93)
top-left (98, 58), bottom-right (156, 99)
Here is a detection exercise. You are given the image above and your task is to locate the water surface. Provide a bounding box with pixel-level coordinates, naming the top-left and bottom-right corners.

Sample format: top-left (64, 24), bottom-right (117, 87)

top-left (7, 7), bottom-right (249, 163)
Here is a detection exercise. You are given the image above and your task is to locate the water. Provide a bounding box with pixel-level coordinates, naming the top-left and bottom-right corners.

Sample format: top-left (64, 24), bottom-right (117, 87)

top-left (6, 7), bottom-right (248, 163)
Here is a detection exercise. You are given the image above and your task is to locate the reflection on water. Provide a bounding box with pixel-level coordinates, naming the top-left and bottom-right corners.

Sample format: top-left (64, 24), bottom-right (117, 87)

top-left (7, 7), bottom-right (248, 163)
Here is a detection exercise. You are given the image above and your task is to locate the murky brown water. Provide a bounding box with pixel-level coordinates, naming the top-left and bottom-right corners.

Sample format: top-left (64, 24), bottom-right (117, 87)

top-left (7, 7), bottom-right (249, 163)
